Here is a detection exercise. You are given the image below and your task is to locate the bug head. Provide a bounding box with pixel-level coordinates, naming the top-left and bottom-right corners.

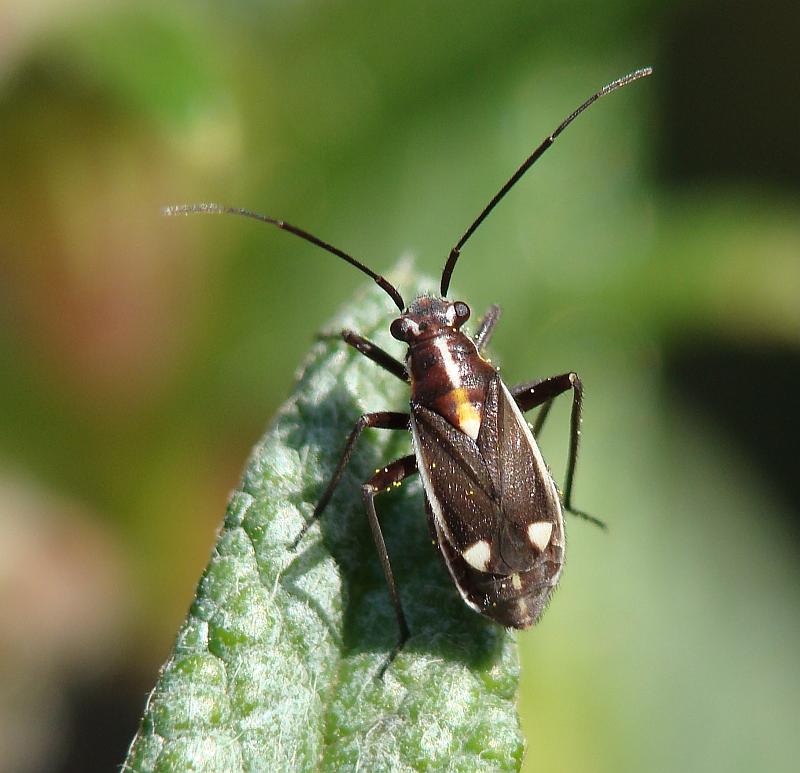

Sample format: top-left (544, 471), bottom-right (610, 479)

top-left (390, 297), bottom-right (471, 343)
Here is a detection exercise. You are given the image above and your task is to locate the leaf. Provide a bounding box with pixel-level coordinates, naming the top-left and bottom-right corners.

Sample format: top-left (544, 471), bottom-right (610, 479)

top-left (123, 273), bottom-right (524, 773)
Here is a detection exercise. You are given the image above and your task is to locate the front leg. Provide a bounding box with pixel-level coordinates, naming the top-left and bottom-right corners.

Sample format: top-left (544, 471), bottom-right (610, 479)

top-left (292, 411), bottom-right (409, 547)
top-left (473, 304), bottom-right (501, 354)
top-left (511, 373), bottom-right (605, 529)
top-left (342, 330), bottom-right (408, 382)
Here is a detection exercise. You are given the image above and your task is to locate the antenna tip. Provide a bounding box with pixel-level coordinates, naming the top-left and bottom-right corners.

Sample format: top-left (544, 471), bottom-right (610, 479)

top-left (598, 67), bottom-right (653, 100)
top-left (161, 203), bottom-right (227, 218)
top-left (628, 66), bottom-right (654, 82)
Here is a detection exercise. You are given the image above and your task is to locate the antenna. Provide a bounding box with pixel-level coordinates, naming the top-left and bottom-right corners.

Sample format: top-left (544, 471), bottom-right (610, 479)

top-left (440, 67), bottom-right (652, 297)
top-left (163, 203), bottom-right (406, 311)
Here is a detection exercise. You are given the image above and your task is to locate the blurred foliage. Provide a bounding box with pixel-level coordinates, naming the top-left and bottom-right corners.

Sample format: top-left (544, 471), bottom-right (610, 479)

top-left (0, 1), bottom-right (798, 772)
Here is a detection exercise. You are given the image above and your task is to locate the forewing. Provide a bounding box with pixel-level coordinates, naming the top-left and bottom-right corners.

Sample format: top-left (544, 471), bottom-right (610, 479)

top-left (411, 405), bottom-right (500, 555)
top-left (413, 373), bottom-right (563, 576)
top-left (476, 375), bottom-right (563, 572)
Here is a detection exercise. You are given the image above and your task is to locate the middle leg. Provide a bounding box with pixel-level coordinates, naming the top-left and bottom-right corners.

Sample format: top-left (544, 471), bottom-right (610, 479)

top-left (361, 454), bottom-right (419, 673)
top-left (292, 411), bottom-right (409, 547)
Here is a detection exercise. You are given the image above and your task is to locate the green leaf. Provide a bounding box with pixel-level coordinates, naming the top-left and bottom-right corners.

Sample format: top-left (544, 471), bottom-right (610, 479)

top-left (123, 272), bottom-right (524, 773)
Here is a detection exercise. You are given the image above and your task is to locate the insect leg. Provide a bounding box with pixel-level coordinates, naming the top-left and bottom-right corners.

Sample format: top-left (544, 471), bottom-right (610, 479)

top-left (511, 373), bottom-right (605, 529)
top-left (341, 329), bottom-right (409, 382)
top-left (472, 304), bottom-right (501, 353)
top-left (531, 398), bottom-right (554, 438)
top-left (291, 411), bottom-right (409, 548)
top-left (362, 454), bottom-right (418, 673)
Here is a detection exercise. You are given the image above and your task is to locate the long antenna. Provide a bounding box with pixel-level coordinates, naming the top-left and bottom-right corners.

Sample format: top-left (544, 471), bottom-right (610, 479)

top-left (440, 66), bottom-right (652, 296)
top-left (163, 203), bottom-right (406, 311)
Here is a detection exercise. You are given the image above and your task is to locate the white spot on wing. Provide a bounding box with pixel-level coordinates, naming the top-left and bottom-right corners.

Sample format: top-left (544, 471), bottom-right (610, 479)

top-left (459, 414), bottom-right (481, 441)
top-left (527, 521), bottom-right (553, 551)
top-left (462, 540), bottom-right (492, 571)
top-left (511, 573), bottom-right (522, 590)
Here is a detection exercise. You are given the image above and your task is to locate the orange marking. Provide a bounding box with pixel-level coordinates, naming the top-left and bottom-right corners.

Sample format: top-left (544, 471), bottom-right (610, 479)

top-left (447, 387), bottom-right (482, 440)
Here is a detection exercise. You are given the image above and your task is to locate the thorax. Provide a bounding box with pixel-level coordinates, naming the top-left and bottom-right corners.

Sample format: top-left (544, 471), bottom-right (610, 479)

top-left (408, 329), bottom-right (496, 440)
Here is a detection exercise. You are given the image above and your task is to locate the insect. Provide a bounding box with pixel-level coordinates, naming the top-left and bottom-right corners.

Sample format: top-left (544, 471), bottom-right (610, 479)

top-left (166, 67), bottom-right (652, 663)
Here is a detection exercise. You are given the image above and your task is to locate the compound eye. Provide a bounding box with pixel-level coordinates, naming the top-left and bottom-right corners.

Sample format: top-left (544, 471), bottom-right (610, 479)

top-left (452, 301), bottom-right (471, 325)
top-left (390, 317), bottom-right (410, 341)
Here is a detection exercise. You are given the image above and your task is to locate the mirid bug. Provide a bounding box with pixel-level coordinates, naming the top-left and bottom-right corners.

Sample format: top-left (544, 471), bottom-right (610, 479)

top-left (166, 67), bottom-right (652, 665)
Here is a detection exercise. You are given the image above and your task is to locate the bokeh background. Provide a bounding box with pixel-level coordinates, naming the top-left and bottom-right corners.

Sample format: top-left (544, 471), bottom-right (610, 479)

top-left (1, 2), bottom-right (798, 772)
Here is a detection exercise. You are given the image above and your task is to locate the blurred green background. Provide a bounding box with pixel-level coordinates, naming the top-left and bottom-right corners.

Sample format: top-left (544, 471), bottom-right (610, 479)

top-left (1, 1), bottom-right (798, 771)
